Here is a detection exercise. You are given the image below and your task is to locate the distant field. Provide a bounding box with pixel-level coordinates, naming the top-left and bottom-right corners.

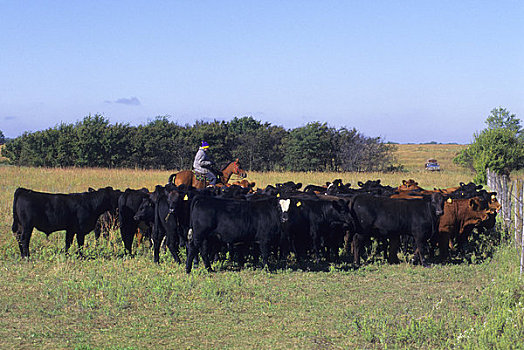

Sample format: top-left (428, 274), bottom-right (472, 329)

top-left (394, 143), bottom-right (467, 172)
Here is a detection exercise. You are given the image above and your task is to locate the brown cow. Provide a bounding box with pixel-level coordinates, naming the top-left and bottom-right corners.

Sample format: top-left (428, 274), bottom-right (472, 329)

top-left (437, 197), bottom-right (491, 260)
top-left (394, 179), bottom-right (443, 197)
top-left (231, 179), bottom-right (256, 190)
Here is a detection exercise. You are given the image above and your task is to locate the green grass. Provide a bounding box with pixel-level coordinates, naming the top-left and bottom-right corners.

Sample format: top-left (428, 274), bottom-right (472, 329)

top-left (1, 240), bottom-right (522, 349)
top-left (1, 147), bottom-right (523, 349)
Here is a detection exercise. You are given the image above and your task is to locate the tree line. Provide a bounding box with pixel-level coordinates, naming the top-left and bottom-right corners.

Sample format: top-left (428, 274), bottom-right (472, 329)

top-left (0, 115), bottom-right (398, 172)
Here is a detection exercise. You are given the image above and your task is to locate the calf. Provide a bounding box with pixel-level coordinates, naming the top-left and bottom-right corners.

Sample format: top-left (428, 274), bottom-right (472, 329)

top-left (12, 187), bottom-right (118, 257)
top-left (88, 187), bottom-right (122, 241)
top-left (148, 185), bottom-right (188, 264)
top-left (94, 211), bottom-right (119, 240)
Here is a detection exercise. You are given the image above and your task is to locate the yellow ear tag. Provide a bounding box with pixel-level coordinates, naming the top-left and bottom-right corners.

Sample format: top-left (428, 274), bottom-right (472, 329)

top-left (296, 201), bottom-right (302, 207)
top-left (491, 195), bottom-right (496, 200)
top-left (447, 198), bottom-right (453, 203)
top-left (184, 194), bottom-right (189, 201)
top-left (277, 193), bottom-right (280, 197)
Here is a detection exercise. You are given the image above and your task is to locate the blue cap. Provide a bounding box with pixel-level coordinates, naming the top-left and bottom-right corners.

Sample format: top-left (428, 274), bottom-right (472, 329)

top-left (201, 141), bottom-right (209, 148)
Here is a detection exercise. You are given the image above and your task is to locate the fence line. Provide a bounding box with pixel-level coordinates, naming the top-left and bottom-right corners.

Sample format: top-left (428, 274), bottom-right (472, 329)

top-left (487, 169), bottom-right (524, 276)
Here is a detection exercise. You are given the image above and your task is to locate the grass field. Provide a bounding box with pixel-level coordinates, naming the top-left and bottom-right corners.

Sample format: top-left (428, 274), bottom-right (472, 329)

top-left (1, 144), bottom-right (523, 349)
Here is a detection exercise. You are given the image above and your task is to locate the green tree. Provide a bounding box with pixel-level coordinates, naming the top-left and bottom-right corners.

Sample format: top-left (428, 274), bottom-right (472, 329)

top-left (107, 122), bottom-right (134, 168)
top-left (191, 120), bottom-right (233, 168)
top-left (334, 127), bottom-right (396, 172)
top-left (75, 115), bottom-right (112, 167)
top-left (454, 108), bottom-right (524, 183)
top-left (229, 116), bottom-right (286, 171)
top-left (0, 130), bottom-right (5, 144)
top-left (283, 122), bottom-right (334, 171)
top-left (138, 116), bottom-right (186, 169)
top-left (485, 107), bottom-right (522, 134)
top-left (55, 123), bottom-right (79, 166)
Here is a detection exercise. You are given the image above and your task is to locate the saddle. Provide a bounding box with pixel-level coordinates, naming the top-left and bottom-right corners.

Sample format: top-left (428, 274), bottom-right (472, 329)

top-left (193, 171), bottom-right (208, 183)
top-left (193, 170), bottom-right (222, 186)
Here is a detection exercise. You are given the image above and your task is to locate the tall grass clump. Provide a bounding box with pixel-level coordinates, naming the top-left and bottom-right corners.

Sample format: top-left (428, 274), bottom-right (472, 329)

top-left (452, 243), bottom-right (524, 349)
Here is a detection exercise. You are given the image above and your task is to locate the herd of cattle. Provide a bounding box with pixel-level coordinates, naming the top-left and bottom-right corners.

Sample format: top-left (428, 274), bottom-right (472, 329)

top-left (11, 177), bottom-right (501, 273)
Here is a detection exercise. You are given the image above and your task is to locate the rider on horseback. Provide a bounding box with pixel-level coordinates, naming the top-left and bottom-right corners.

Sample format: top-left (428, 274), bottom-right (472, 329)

top-left (193, 141), bottom-right (218, 185)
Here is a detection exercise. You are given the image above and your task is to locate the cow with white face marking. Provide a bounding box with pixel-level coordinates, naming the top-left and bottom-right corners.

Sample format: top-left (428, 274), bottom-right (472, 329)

top-left (278, 194), bottom-right (354, 264)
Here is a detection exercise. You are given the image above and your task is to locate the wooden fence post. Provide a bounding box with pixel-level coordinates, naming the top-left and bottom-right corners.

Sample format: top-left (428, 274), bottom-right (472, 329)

top-left (520, 180), bottom-right (524, 278)
top-left (516, 180), bottom-right (523, 248)
top-left (486, 169), bottom-right (523, 277)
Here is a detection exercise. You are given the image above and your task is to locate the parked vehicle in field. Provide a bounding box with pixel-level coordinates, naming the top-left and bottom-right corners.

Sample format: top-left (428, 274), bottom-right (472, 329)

top-left (425, 159), bottom-right (440, 171)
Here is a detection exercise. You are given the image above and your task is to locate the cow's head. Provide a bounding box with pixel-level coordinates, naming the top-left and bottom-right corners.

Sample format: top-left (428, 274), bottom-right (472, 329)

top-left (331, 198), bottom-right (353, 228)
top-left (166, 189), bottom-right (184, 220)
top-left (465, 197), bottom-right (490, 226)
top-left (279, 198), bottom-right (292, 223)
top-left (430, 192), bottom-right (445, 217)
top-left (399, 179), bottom-right (420, 191)
top-left (134, 196), bottom-right (154, 222)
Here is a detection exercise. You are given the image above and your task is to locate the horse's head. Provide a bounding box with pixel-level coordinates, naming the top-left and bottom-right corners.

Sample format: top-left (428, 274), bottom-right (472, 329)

top-left (230, 158), bottom-right (247, 178)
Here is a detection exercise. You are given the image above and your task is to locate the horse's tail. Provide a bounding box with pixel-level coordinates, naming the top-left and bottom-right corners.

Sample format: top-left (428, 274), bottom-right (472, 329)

top-left (12, 187), bottom-right (22, 233)
top-left (168, 173), bottom-right (176, 185)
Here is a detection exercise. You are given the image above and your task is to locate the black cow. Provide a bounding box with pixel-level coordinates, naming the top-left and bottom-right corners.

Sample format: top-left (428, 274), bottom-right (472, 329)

top-left (118, 188), bottom-right (152, 254)
top-left (281, 194), bottom-right (353, 264)
top-left (186, 195), bottom-right (285, 273)
top-left (12, 187), bottom-right (119, 257)
top-left (147, 185), bottom-right (187, 264)
top-left (350, 192), bottom-right (445, 266)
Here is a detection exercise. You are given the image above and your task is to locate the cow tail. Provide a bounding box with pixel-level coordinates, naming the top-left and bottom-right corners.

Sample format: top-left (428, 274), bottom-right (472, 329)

top-left (168, 173), bottom-right (176, 185)
top-left (12, 188), bottom-right (21, 233)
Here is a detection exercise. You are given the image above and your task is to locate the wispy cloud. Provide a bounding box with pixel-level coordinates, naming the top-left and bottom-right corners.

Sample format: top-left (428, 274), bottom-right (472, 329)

top-left (4, 116), bottom-right (16, 120)
top-left (105, 97), bottom-right (141, 106)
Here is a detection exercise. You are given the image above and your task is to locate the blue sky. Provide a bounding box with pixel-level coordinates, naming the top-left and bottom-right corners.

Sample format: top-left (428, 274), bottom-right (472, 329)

top-left (1, 1), bottom-right (523, 143)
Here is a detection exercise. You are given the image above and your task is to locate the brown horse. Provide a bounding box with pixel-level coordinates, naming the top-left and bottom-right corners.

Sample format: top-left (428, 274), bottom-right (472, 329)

top-left (168, 159), bottom-right (247, 189)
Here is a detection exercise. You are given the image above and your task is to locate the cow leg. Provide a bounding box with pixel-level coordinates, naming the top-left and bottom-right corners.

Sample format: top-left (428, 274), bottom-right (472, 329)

top-left (14, 226), bottom-right (24, 256)
top-left (388, 235), bottom-right (400, 264)
top-left (239, 246), bottom-right (248, 268)
top-left (437, 231), bottom-right (450, 262)
top-left (153, 235), bottom-right (162, 264)
top-left (185, 241), bottom-right (197, 273)
top-left (166, 234), bottom-right (181, 264)
top-left (152, 225), bottom-right (166, 263)
top-left (413, 236), bottom-right (429, 267)
top-left (76, 233), bottom-right (86, 256)
top-left (278, 235), bottom-right (289, 269)
top-left (65, 231), bottom-right (75, 253)
top-left (120, 224), bottom-right (136, 255)
top-left (94, 223), bottom-right (101, 241)
top-left (310, 224), bottom-right (321, 263)
top-left (19, 227), bottom-right (33, 258)
top-left (352, 234), bottom-right (364, 266)
top-left (259, 241), bottom-right (272, 272)
top-left (199, 239), bottom-right (214, 272)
